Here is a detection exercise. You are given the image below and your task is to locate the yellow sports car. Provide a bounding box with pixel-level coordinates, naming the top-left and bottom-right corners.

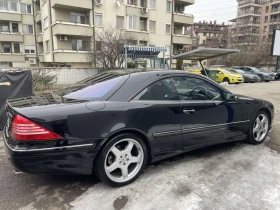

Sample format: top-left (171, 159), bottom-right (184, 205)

top-left (207, 69), bottom-right (244, 84)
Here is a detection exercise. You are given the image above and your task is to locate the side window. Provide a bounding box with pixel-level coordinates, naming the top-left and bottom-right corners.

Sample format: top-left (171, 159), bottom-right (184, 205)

top-left (132, 78), bottom-right (179, 101)
top-left (172, 76), bottom-right (224, 101)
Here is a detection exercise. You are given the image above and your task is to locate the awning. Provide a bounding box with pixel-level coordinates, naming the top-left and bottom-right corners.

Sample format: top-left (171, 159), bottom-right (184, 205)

top-left (169, 48), bottom-right (240, 61)
top-left (121, 45), bottom-right (167, 59)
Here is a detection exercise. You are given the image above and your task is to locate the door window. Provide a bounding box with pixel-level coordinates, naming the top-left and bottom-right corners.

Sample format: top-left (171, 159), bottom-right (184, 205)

top-left (133, 78), bottom-right (179, 101)
top-left (172, 76), bottom-right (224, 101)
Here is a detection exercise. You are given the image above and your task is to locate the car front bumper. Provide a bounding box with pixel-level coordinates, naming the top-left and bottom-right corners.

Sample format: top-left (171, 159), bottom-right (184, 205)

top-left (3, 125), bottom-right (97, 175)
top-left (230, 78), bottom-right (244, 83)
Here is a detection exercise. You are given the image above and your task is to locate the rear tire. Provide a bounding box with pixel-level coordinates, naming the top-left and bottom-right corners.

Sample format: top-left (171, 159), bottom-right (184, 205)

top-left (246, 111), bottom-right (270, 145)
top-left (94, 133), bottom-right (148, 187)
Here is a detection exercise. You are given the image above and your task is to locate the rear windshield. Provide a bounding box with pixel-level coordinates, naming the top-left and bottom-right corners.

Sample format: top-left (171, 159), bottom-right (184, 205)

top-left (64, 75), bottom-right (129, 100)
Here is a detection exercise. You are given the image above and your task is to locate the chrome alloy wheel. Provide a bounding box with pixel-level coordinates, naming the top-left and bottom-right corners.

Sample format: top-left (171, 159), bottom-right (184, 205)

top-left (253, 114), bottom-right (269, 142)
top-left (104, 138), bottom-right (144, 183)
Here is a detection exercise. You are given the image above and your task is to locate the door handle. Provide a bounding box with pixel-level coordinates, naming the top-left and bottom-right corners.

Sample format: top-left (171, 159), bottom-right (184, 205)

top-left (183, 109), bottom-right (196, 114)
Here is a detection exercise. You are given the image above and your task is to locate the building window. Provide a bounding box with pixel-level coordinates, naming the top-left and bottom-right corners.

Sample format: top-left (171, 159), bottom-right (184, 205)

top-left (24, 45), bottom-right (35, 54)
top-left (14, 43), bottom-right (20, 53)
top-left (150, 0), bottom-right (156, 8)
top-left (128, 15), bottom-right (137, 30)
top-left (264, 16), bottom-right (268, 23)
top-left (266, 6), bottom-right (269, 13)
top-left (96, 41), bottom-right (101, 51)
top-left (45, 40), bottom-right (50, 53)
top-left (166, 0), bottom-right (171, 12)
top-left (149, 20), bottom-right (156, 33)
top-left (44, 16), bottom-right (48, 28)
top-left (0, 0), bottom-right (19, 12)
top-left (264, 26), bottom-right (267, 32)
top-left (70, 13), bottom-right (86, 24)
top-left (128, 0), bottom-right (137, 6)
top-left (12, 23), bottom-right (18, 32)
top-left (3, 43), bottom-right (11, 53)
top-left (20, 3), bottom-right (32, 14)
top-left (166, 24), bottom-right (171, 34)
top-left (0, 23), bottom-right (9, 32)
top-left (140, 18), bottom-right (147, 31)
top-left (95, 13), bottom-right (102, 26)
top-left (116, 16), bottom-right (124, 29)
top-left (140, 0), bottom-right (147, 7)
top-left (22, 24), bottom-right (33, 34)
top-left (72, 39), bottom-right (88, 51)
top-left (139, 41), bottom-right (147, 46)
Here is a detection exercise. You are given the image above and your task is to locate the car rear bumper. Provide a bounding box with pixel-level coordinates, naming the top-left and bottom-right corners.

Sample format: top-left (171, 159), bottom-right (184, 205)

top-left (3, 126), bottom-right (97, 175)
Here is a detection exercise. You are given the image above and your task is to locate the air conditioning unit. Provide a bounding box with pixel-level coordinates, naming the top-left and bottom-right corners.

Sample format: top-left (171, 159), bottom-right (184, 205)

top-left (141, 7), bottom-right (148, 13)
top-left (179, 5), bottom-right (185, 12)
top-left (95, 0), bottom-right (103, 5)
top-left (179, 45), bottom-right (184, 50)
top-left (60, 35), bottom-right (68, 41)
top-left (29, 58), bottom-right (37, 65)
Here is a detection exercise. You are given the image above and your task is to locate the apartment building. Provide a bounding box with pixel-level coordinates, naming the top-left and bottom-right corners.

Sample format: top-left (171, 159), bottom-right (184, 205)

top-left (185, 21), bottom-right (228, 67)
top-left (233, 0), bottom-right (280, 42)
top-left (0, 0), bottom-right (194, 68)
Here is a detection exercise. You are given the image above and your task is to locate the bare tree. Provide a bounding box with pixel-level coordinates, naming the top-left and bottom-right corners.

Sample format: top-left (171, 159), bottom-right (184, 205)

top-left (219, 18), bottom-right (275, 67)
top-left (87, 25), bottom-right (137, 69)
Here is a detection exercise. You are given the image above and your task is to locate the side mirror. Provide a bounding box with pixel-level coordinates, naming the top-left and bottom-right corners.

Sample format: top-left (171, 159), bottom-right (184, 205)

top-left (225, 92), bottom-right (237, 102)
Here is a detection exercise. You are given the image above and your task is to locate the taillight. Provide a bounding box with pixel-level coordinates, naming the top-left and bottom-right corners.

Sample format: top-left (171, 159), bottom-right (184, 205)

top-left (11, 115), bottom-right (62, 141)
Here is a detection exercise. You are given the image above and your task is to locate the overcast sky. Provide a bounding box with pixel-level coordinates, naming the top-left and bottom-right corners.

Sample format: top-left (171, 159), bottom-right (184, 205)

top-left (186, 0), bottom-right (238, 24)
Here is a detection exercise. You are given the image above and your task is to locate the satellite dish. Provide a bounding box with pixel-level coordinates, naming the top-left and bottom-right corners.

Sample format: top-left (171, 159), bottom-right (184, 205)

top-left (116, 1), bottom-right (121, 6)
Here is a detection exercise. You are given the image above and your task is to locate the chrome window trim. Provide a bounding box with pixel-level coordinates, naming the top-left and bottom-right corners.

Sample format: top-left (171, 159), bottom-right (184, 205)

top-left (128, 73), bottom-right (230, 102)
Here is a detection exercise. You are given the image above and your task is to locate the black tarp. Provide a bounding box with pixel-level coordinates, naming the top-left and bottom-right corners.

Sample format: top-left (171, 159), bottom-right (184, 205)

top-left (0, 71), bottom-right (32, 130)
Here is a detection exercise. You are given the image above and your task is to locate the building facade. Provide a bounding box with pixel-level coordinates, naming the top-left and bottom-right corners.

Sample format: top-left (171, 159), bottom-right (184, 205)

top-left (185, 21), bottom-right (228, 67)
top-left (0, 0), bottom-right (194, 68)
top-left (234, 0), bottom-right (280, 41)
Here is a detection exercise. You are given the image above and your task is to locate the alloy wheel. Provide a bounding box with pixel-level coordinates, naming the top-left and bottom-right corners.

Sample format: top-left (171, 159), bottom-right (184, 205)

top-left (253, 114), bottom-right (269, 142)
top-left (104, 138), bottom-right (144, 183)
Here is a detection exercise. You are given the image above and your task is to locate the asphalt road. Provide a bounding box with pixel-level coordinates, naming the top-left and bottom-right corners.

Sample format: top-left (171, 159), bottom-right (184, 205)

top-left (1, 81), bottom-right (280, 210)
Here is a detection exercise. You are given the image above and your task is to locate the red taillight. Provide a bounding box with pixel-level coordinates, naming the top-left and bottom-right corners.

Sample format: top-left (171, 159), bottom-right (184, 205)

top-left (11, 115), bottom-right (62, 141)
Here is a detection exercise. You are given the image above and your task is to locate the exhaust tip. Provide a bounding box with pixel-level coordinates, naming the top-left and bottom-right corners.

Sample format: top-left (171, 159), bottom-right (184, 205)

top-left (13, 169), bottom-right (23, 175)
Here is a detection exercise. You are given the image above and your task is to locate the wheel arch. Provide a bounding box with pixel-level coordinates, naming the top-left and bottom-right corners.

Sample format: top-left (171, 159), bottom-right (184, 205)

top-left (95, 129), bottom-right (152, 165)
top-left (259, 108), bottom-right (272, 124)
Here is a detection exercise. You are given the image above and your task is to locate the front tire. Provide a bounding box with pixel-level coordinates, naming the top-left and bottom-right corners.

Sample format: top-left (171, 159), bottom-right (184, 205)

top-left (223, 78), bottom-right (230, 83)
top-left (95, 133), bottom-right (148, 187)
top-left (246, 111), bottom-right (270, 145)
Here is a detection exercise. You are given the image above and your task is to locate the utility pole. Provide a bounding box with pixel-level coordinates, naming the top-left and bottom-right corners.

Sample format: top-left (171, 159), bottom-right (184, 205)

top-left (170, 0), bottom-right (174, 68)
top-left (92, 0), bottom-right (96, 67)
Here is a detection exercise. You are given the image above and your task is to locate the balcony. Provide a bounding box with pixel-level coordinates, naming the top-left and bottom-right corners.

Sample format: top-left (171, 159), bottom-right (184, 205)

top-left (0, 12), bottom-right (21, 22)
top-left (51, 0), bottom-right (92, 9)
top-left (238, 0), bottom-right (263, 8)
top-left (127, 30), bottom-right (149, 41)
top-left (52, 21), bottom-right (93, 36)
top-left (238, 10), bottom-right (261, 17)
top-left (53, 50), bottom-right (90, 63)
top-left (0, 32), bottom-right (23, 42)
top-left (175, 0), bottom-right (194, 6)
top-left (126, 5), bottom-right (149, 18)
top-left (271, 7), bottom-right (280, 14)
top-left (35, 11), bottom-right (41, 23)
top-left (0, 53), bottom-right (25, 62)
top-left (37, 33), bottom-right (43, 43)
top-left (271, 0), bottom-right (280, 5)
top-left (173, 34), bottom-right (192, 45)
top-left (174, 13), bottom-right (193, 25)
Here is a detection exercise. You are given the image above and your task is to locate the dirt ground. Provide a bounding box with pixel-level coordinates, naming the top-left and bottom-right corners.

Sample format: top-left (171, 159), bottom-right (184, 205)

top-left (1, 81), bottom-right (280, 210)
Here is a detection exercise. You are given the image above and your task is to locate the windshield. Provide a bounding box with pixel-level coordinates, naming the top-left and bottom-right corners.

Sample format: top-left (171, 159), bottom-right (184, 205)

top-left (250, 67), bottom-right (261, 72)
top-left (64, 75), bottom-right (129, 100)
top-left (220, 69), bottom-right (233, 74)
top-left (232, 69), bottom-right (245, 74)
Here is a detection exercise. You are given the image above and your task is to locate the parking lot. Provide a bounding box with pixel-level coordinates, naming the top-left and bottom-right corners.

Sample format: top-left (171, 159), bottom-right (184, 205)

top-left (1, 81), bottom-right (280, 210)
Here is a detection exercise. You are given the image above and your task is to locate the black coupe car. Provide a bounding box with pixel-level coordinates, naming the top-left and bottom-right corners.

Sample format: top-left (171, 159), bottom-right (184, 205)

top-left (3, 71), bottom-right (274, 186)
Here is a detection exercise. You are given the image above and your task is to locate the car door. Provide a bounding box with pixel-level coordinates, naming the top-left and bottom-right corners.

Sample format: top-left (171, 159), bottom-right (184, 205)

top-left (171, 75), bottom-right (243, 150)
top-left (131, 77), bottom-right (183, 154)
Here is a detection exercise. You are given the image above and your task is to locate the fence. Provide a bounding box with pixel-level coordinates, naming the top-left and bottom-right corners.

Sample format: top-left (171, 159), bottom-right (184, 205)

top-left (0, 67), bottom-right (101, 92)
